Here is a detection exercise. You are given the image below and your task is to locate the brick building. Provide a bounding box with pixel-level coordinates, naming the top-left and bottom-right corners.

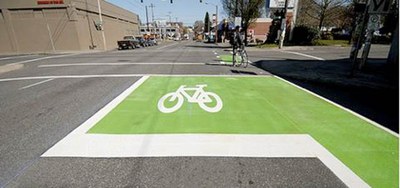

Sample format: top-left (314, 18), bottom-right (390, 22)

top-left (247, 0), bottom-right (298, 42)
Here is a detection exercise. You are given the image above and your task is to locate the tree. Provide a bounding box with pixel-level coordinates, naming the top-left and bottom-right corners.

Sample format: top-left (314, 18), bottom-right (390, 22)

top-left (193, 20), bottom-right (204, 33)
top-left (297, 0), bottom-right (351, 30)
top-left (204, 12), bottom-right (211, 33)
top-left (222, 0), bottom-right (265, 44)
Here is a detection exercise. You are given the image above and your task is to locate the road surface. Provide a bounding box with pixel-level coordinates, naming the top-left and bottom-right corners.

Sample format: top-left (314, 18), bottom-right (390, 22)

top-left (0, 41), bottom-right (397, 187)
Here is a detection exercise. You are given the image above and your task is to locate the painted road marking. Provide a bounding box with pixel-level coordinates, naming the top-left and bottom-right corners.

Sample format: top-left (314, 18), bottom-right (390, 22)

top-left (156, 42), bottom-right (181, 50)
top-left (42, 134), bottom-right (369, 188)
top-left (41, 75), bottom-right (371, 187)
top-left (0, 64), bottom-right (24, 74)
top-left (157, 84), bottom-right (223, 113)
top-left (0, 74), bottom-right (271, 82)
top-left (18, 79), bottom-right (54, 90)
top-left (38, 62), bottom-right (204, 67)
top-left (41, 76), bottom-right (397, 187)
top-left (0, 55), bottom-right (38, 61)
top-left (275, 76), bottom-right (398, 137)
top-left (280, 51), bottom-right (325, 61)
top-left (7, 54), bottom-right (79, 65)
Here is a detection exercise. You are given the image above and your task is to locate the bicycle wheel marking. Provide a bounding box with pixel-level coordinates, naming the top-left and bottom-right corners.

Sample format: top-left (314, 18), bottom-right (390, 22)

top-left (158, 84), bottom-right (223, 113)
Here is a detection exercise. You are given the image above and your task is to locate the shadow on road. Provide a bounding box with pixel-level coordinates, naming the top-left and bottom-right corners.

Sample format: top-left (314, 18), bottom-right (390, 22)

top-left (253, 58), bottom-right (399, 133)
top-left (230, 69), bottom-right (258, 75)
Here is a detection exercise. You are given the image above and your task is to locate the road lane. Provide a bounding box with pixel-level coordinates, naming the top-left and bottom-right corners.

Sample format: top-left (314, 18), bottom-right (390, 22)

top-left (0, 77), bottom-right (140, 187)
top-left (0, 41), bottom-right (396, 187)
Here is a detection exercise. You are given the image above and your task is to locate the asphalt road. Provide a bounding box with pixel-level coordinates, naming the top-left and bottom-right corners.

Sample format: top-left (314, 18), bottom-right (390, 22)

top-left (0, 40), bottom-right (394, 187)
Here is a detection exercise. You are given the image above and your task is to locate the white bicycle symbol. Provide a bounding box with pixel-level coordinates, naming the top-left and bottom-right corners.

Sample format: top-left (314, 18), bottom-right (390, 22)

top-left (158, 84), bottom-right (223, 113)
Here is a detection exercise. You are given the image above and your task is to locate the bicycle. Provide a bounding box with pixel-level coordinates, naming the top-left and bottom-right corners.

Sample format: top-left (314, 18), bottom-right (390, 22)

top-left (232, 45), bottom-right (249, 68)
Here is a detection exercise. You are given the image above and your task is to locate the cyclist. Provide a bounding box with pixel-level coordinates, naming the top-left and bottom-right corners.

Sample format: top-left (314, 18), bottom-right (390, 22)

top-left (231, 26), bottom-right (247, 67)
top-left (232, 26), bottom-right (244, 52)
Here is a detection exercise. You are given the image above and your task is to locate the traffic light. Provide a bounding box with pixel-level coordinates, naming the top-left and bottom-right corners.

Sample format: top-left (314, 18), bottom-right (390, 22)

top-left (170, 0), bottom-right (173, 3)
top-left (200, 0), bottom-right (202, 2)
top-left (140, 0), bottom-right (143, 2)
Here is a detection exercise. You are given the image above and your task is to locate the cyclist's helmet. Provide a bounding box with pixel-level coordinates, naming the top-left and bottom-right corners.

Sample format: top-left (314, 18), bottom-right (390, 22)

top-left (235, 26), bottom-right (240, 31)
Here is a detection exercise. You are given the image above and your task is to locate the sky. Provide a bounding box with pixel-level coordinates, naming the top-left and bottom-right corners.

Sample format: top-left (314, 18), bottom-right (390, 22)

top-left (106, 0), bottom-right (225, 26)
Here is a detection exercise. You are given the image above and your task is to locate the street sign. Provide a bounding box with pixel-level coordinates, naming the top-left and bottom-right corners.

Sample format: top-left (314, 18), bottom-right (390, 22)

top-left (368, 0), bottom-right (393, 14)
top-left (367, 15), bottom-right (380, 30)
top-left (234, 17), bottom-right (242, 27)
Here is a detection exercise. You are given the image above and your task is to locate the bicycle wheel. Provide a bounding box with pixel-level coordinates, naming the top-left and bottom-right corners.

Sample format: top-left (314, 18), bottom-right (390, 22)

top-left (241, 50), bottom-right (248, 68)
top-left (232, 47), bottom-right (239, 67)
top-left (198, 92), bottom-right (223, 113)
top-left (157, 92), bottom-right (184, 113)
top-left (234, 49), bottom-right (242, 67)
top-left (232, 52), bottom-right (236, 67)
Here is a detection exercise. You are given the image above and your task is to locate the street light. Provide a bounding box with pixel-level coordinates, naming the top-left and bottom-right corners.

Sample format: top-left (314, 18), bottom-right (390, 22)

top-left (204, 2), bottom-right (218, 43)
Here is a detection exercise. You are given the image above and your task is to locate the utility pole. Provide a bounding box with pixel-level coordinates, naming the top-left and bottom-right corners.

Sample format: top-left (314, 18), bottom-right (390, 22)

top-left (145, 5), bottom-right (149, 33)
top-left (350, 1), bottom-right (369, 76)
top-left (289, 0), bottom-right (299, 41)
top-left (168, 11), bottom-right (172, 23)
top-left (235, 0), bottom-right (239, 17)
top-left (149, 3), bottom-right (155, 22)
top-left (216, 5), bottom-right (218, 43)
top-left (279, 0), bottom-right (289, 49)
top-left (97, 0), bottom-right (107, 50)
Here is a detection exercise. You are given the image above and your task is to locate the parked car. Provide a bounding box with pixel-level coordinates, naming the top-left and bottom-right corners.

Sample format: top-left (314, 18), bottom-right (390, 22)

top-left (117, 36), bottom-right (139, 50)
top-left (148, 38), bottom-right (157, 46)
top-left (135, 36), bottom-right (148, 47)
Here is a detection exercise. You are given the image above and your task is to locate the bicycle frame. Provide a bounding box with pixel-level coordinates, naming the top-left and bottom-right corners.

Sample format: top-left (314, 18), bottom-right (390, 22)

top-left (232, 45), bottom-right (248, 67)
top-left (175, 85), bottom-right (212, 103)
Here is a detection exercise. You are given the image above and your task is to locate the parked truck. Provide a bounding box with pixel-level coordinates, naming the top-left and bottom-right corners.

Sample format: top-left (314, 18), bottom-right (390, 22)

top-left (117, 36), bottom-right (139, 50)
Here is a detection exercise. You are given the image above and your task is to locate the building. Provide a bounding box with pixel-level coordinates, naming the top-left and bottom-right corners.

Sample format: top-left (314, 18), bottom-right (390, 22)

top-left (140, 21), bottom-right (184, 40)
top-left (0, 0), bottom-right (139, 54)
top-left (247, 0), bottom-right (299, 42)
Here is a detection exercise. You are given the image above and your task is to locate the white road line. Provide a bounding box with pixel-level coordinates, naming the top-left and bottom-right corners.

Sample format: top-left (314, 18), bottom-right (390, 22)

top-left (18, 78), bottom-right (54, 90)
top-left (156, 42), bottom-right (181, 50)
top-left (216, 56), bottom-right (220, 58)
top-left (0, 55), bottom-right (38, 61)
top-left (42, 134), bottom-right (369, 188)
top-left (275, 76), bottom-right (398, 137)
top-left (38, 62), bottom-right (204, 67)
top-left (281, 51), bottom-right (325, 61)
top-left (7, 54), bottom-right (79, 65)
top-left (0, 74), bottom-right (271, 82)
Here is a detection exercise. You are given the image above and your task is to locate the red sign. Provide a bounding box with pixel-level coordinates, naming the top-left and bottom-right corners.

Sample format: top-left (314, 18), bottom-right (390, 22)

top-left (37, 0), bottom-right (64, 5)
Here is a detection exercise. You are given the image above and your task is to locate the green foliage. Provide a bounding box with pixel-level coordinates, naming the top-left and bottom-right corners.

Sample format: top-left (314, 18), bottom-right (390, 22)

top-left (221, 0), bottom-right (265, 44)
top-left (320, 32), bottom-right (334, 40)
top-left (292, 25), bottom-right (320, 45)
top-left (204, 12), bottom-right (211, 33)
